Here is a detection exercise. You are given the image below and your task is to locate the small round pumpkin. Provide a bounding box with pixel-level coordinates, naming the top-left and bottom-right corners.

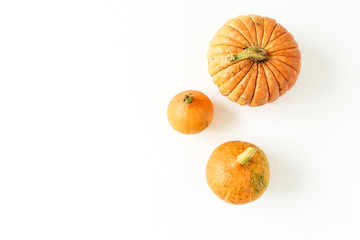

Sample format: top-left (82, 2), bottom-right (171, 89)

top-left (206, 141), bottom-right (270, 204)
top-left (207, 14), bottom-right (301, 106)
top-left (167, 90), bottom-right (214, 134)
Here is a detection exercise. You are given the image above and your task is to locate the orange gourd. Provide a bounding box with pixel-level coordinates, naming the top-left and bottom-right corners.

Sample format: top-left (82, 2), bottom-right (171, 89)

top-left (167, 90), bottom-right (214, 134)
top-left (207, 14), bottom-right (301, 106)
top-left (206, 141), bottom-right (270, 204)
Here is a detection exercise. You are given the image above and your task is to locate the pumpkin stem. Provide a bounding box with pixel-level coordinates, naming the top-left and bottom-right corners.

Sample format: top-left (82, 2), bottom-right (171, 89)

top-left (228, 47), bottom-right (267, 62)
top-left (237, 147), bottom-right (257, 165)
top-left (183, 93), bottom-right (193, 104)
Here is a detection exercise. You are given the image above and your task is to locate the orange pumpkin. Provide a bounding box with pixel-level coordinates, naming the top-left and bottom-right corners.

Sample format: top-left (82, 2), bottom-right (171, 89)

top-left (167, 90), bottom-right (214, 134)
top-left (206, 141), bottom-right (270, 204)
top-left (207, 14), bottom-right (301, 106)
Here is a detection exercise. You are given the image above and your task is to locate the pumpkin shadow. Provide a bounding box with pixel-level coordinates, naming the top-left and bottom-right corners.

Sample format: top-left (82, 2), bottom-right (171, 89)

top-left (207, 101), bottom-right (238, 132)
top-left (267, 152), bottom-right (300, 195)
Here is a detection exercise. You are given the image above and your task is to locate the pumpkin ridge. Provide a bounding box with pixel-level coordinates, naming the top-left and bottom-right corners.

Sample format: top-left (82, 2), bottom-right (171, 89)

top-left (223, 62), bottom-right (254, 97)
top-left (219, 62), bottom-right (253, 96)
top-left (262, 63), bottom-right (280, 100)
top-left (250, 15), bottom-right (264, 47)
top-left (269, 54), bottom-right (301, 59)
top-left (266, 38), bottom-right (295, 48)
top-left (237, 17), bottom-right (257, 46)
top-left (260, 64), bottom-right (271, 103)
top-left (212, 34), bottom-right (247, 47)
top-left (262, 23), bottom-right (277, 47)
top-left (229, 63), bottom-right (255, 102)
top-left (211, 58), bottom-right (247, 78)
top-left (265, 34), bottom-right (295, 51)
top-left (250, 63), bottom-right (269, 106)
top-left (268, 48), bottom-right (301, 59)
top-left (248, 63), bottom-right (259, 105)
top-left (264, 31), bottom-right (288, 48)
top-left (210, 55), bottom-right (244, 76)
top-left (264, 61), bottom-right (290, 93)
top-left (262, 63), bottom-right (280, 103)
top-left (217, 25), bottom-right (251, 47)
top-left (260, 18), bottom-right (277, 48)
top-left (270, 58), bottom-right (298, 73)
top-left (266, 41), bottom-right (299, 53)
top-left (248, 17), bottom-right (259, 46)
top-left (268, 47), bottom-right (298, 53)
top-left (266, 24), bottom-right (288, 47)
top-left (224, 24), bottom-right (251, 46)
top-left (228, 18), bottom-right (254, 45)
top-left (238, 63), bottom-right (258, 105)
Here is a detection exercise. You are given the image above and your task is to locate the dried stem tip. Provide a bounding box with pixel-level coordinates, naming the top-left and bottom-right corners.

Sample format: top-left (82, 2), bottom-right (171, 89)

top-left (183, 93), bottom-right (193, 104)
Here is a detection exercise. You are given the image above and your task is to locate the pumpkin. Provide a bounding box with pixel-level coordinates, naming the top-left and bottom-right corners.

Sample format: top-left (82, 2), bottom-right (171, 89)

top-left (207, 14), bottom-right (301, 106)
top-left (167, 90), bottom-right (214, 134)
top-left (206, 141), bottom-right (270, 204)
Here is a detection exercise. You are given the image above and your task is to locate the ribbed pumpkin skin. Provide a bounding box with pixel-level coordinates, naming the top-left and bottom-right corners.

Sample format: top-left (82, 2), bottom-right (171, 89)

top-left (167, 90), bottom-right (214, 134)
top-left (206, 141), bottom-right (270, 204)
top-left (207, 14), bottom-right (301, 106)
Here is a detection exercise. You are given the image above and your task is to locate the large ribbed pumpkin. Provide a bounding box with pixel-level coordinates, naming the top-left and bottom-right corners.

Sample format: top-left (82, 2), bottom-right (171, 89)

top-left (207, 14), bottom-right (301, 107)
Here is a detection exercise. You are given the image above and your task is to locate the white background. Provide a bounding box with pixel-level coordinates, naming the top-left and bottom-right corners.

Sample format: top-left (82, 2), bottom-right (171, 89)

top-left (1, 0), bottom-right (360, 239)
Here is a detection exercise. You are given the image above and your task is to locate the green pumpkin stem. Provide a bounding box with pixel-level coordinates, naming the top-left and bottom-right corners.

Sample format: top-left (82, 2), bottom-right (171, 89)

top-left (237, 147), bottom-right (257, 165)
top-left (228, 47), bottom-right (267, 62)
top-left (183, 93), bottom-right (193, 104)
